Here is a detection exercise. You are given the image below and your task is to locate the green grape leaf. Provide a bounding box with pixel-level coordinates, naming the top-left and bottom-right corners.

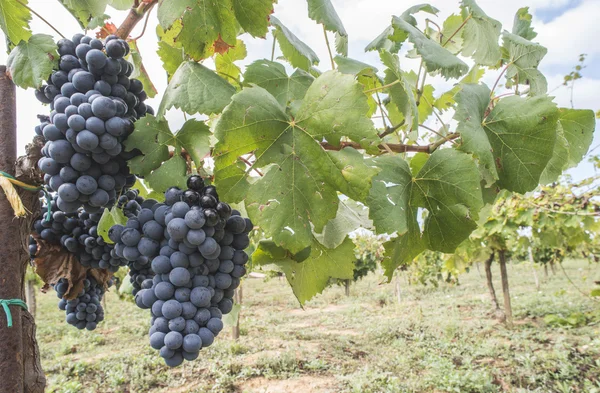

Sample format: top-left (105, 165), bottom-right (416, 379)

top-left (313, 198), bottom-right (372, 249)
top-left (512, 7), bottom-right (537, 40)
top-left (502, 32), bottom-right (547, 96)
top-left (591, 289), bottom-right (600, 297)
top-left (125, 115), bottom-right (171, 176)
top-left (368, 150), bottom-right (483, 278)
top-left (380, 50), bottom-right (418, 131)
top-left (177, 1), bottom-right (238, 60)
top-left (334, 55), bottom-right (378, 74)
top-left (158, 61), bottom-right (236, 117)
top-left (0, 0), bottom-right (31, 46)
top-left (365, 25), bottom-right (401, 53)
top-left (109, 0), bottom-right (134, 10)
top-left (7, 34), bottom-right (58, 89)
top-left (460, 0), bottom-right (502, 66)
top-left (129, 40), bottom-right (157, 98)
top-left (215, 39), bottom-right (246, 85)
top-left (392, 16), bottom-right (468, 79)
top-left (174, 119), bottom-right (211, 168)
top-left (214, 74), bottom-right (378, 253)
top-left (243, 60), bottom-right (314, 108)
top-left (539, 124), bottom-right (569, 184)
top-left (157, 0), bottom-right (187, 28)
top-left (58, 0), bottom-right (110, 28)
top-left (400, 4), bottom-right (439, 26)
top-left (484, 95), bottom-right (558, 193)
top-left (558, 108), bottom-right (595, 167)
top-left (156, 22), bottom-right (186, 81)
top-left (145, 155), bottom-right (188, 193)
top-left (253, 238), bottom-right (355, 304)
top-left (418, 84), bottom-right (435, 124)
top-left (97, 206), bottom-right (127, 244)
top-left (307, 0), bottom-right (348, 56)
top-left (232, 0), bottom-right (275, 37)
top-left (454, 83), bottom-right (496, 185)
top-left (296, 71), bottom-right (378, 148)
top-left (434, 65), bottom-right (485, 112)
top-left (271, 16), bottom-right (320, 71)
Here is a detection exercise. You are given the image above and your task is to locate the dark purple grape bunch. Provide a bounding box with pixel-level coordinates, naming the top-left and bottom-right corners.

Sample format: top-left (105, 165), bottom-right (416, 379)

top-left (33, 194), bottom-right (127, 272)
top-left (108, 175), bottom-right (253, 366)
top-left (35, 33), bottom-right (152, 214)
top-left (55, 276), bottom-right (109, 331)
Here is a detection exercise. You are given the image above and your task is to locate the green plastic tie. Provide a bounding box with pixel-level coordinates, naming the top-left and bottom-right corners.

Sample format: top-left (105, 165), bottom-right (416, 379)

top-left (0, 299), bottom-right (28, 328)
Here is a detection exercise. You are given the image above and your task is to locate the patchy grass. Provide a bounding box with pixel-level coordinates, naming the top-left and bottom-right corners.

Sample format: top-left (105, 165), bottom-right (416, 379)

top-left (35, 259), bottom-right (600, 393)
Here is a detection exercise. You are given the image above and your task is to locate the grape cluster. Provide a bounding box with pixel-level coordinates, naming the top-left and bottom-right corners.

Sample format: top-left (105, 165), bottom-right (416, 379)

top-left (33, 195), bottom-right (127, 272)
top-left (109, 176), bottom-right (252, 366)
top-left (35, 33), bottom-right (152, 213)
top-left (55, 276), bottom-right (108, 331)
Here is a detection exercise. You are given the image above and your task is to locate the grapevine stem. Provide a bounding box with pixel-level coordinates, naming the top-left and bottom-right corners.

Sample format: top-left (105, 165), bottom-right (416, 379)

top-left (442, 14), bottom-right (471, 47)
top-left (323, 26), bottom-right (335, 70)
top-left (364, 79), bottom-right (400, 94)
top-left (271, 33), bottom-right (276, 62)
top-left (419, 124), bottom-right (457, 145)
top-left (239, 156), bottom-right (263, 177)
top-left (321, 133), bottom-right (460, 154)
top-left (425, 19), bottom-right (442, 41)
top-left (15, 0), bottom-right (65, 38)
top-left (116, 0), bottom-right (158, 39)
top-left (131, 2), bottom-right (155, 41)
top-left (490, 63), bottom-right (510, 97)
top-left (378, 121), bottom-right (404, 138)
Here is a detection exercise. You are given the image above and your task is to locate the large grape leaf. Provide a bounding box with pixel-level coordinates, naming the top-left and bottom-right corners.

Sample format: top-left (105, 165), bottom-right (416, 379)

top-left (295, 71), bottom-right (378, 148)
top-left (243, 60), bottom-right (314, 108)
top-left (307, 0), bottom-right (348, 56)
top-left (7, 34), bottom-right (58, 89)
top-left (392, 16), bottom-right (468, 79)
top-left (380, 50), bottom-right (418, 131)
top-left (157, 61), bottom-right (236, 117)
top-left (460, 0), bottom-right (501, 66)
top-left (129, 41), bottom-right (157, 98)
top-left (58, 0), bottom-right (110, 28)
top-left (271, 16), bottom-right (320, 71)
top-left (253, 238), bottom-right (355, 304)
top-left (0, 0), bottom-right (31, 46)
top-left (512, 7), bottom-right (537, 40)
top-left (368, 150), bottom-right (483, 278)
top-left (558, 108), bottom-right (595, 167)
top-left (214, 72), bottom-right (379, 253)
top-left (484, 95), bottom-right (558, 193)
top-left (502, 32), bottom-right (547, 96)
top-left (215, 40), bottom-right (246, 85)
top-left (232, 0), bottom-right (275, 37)
top-left (313, 198), bottom-right (372, 249)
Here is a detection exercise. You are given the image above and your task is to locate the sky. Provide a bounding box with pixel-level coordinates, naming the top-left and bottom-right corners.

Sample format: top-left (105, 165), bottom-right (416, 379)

top-left (1, 0), bottom-right (598, 182)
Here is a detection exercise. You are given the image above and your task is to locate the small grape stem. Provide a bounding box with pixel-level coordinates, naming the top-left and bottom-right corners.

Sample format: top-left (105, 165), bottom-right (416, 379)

top-left (320, 133), bottom-right (460, 154)
top-left (271, 33), bottom-right (276, 61)
top-left (239, 156), bottom-right (263, 177)
top-left (378, 121), bottom-right (404, 138)
top-left (490, 63), bottom-right (510, 97)
top-left (116, 0), bottom-right (158, 39)
top-left (15, 0), bottom-right (65, 38)
top-left (419, 124), bottom-right (457, 146)
top-left (131, 2), bottom-right (155, 41)
top-left (364, 79), bottom-right (400, 94)
top-left (323, 26), bottom-right (335, 70)
top-left (442, 14), bottom-right (471, 47)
